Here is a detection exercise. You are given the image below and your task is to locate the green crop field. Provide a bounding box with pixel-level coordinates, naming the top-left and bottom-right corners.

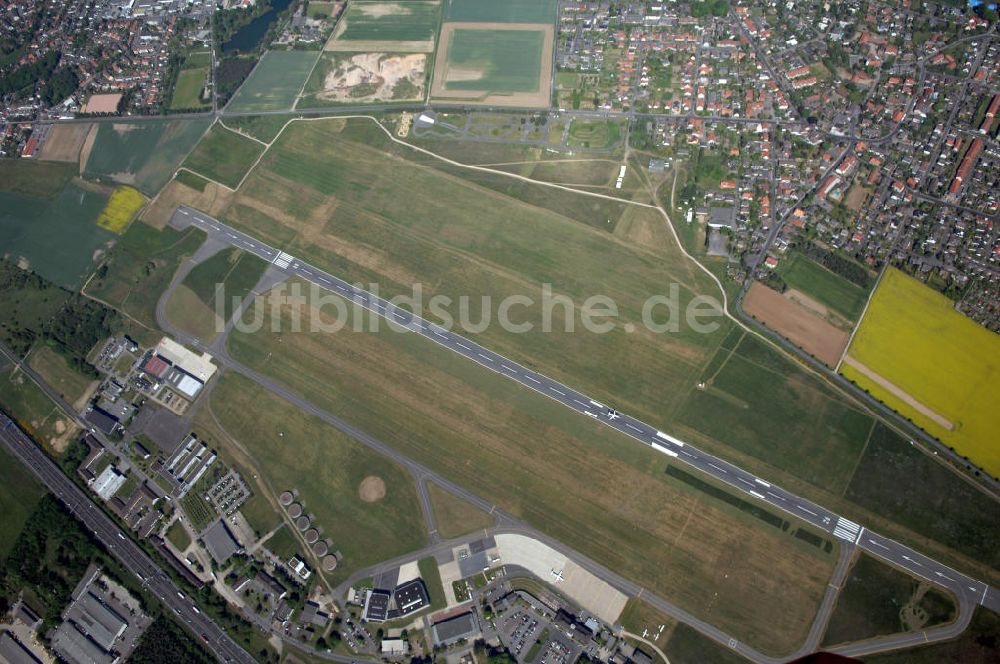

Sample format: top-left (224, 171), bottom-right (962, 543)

top-left (181, 124), bottom-right (265, 188)
top-left (0, 445), bottom-right (45, 559)
top-left (443, 29), bottom-right (543, 92)
top-left (198, 372), bottom-right (428, 585)
top-left (220, 115), bottom-right (292, 143)
top-left (779, 252), bottom-right (868, 321)
top-left (226, 50), bottom-right (319, 112)
top-left (84, 220), bottom-right (206, 339)
top-left (444, 0), bottom-right (556, 23)
top-left (169, 67), bottom-right (209, 110)
top-left (227, 283), bottom-right (838, 655)
top-left (0, 159), bottom-right (75, 198)
top-left (822, 553), bottom-right (956, 646)
top-left (0, 182), bottom-right (114, 289)
top-left (84, 119), bottom-right (211, 195)
top-left (336, 1), bottom-right (441, 43)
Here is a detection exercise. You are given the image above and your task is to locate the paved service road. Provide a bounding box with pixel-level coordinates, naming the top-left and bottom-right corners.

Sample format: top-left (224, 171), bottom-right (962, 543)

top-left (0, 412), bottom-right (256, 664)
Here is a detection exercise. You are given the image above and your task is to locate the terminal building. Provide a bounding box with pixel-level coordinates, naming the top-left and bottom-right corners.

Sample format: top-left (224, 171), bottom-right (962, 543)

top-left (361, 578), bottom-right (430, 623)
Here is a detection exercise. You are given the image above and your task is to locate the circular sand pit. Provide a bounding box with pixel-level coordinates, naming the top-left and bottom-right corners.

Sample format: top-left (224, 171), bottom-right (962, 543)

top-left (287, 503), bottom-right (303, 518)
top-left (304, 528), bottom-right (319, 544)
top-left (323, 555), bottom-right (338, 572)
top-left (359, 476), bottom-right (386, 503)
top-left (279, 491), bottom-right (294, 506)
top-left (296, 516), bottom-right (311, 531)
top-left (313, 541), bottom-right (329, 557)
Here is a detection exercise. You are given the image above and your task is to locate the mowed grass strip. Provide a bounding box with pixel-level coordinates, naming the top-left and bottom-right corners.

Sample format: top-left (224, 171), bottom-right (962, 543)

top-left (841, 268), bottom-right (1000, 476)
top-left (181, 124), bottom-right (265, 189)
top-left (226, 50), bottom-right (319, 112)
top-left (227, 289), bottom-right (837, 655)
top-left (779, 252), bottom-right (868, 321)
top-left (443, 28), bottom-right (543, 92)
top-left (201, 372), bottom-right (428, 586)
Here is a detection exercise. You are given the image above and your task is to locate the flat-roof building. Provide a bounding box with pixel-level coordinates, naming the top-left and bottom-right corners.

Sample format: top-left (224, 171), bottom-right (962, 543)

top-left (362, 589), bottom-right (391, 623)
top-left (0, 631), bottom-right (42, 664)
top-left (72, 592), bottom-right (128, 652)
top-left (201, 519), bottom-right (241, 565)
top-left (431, 611), bottom-right (479, 646)
top-left (85, 407), bottom-right (119, 435)
top-left (393, 578), bottom-right (429, 617)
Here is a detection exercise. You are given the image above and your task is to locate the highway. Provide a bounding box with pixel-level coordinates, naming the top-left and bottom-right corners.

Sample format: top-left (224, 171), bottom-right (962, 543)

top-left (0, 412), bottom-right (257, 664)
top-left (169, 206), bottom-right (1000, 624)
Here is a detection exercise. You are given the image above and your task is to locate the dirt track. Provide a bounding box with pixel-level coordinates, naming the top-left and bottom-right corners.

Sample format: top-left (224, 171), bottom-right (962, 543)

top-left (841, 355), bottom-right (954, 430)
top-left (430, 22), bottom-right (553, 109)
top-left (744, 282), bottom-right (848, 367)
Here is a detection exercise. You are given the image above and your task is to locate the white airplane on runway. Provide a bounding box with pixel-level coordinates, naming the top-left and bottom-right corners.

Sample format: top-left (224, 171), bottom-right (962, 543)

top-left (606, 408), bottom-right (620, 421)
top-left (550, 568), bottom-right (565, 582)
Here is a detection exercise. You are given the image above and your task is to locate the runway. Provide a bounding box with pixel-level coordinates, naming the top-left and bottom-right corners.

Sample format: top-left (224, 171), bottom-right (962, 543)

top-left (169, 205), bottom-right (1000, 628)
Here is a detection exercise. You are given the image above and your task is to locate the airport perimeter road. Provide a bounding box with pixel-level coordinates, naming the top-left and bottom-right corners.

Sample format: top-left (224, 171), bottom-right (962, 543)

top-left (169, 206), bottom-right (999, 617)
top-left (0, 412), bottom-right (257, 664)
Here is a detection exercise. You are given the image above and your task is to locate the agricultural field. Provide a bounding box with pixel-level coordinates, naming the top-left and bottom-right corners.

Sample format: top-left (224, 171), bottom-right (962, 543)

top-left (28, 346), bottom-right (96, 409)
top-left (36, 123), bottom-right (93, 163)
top-left (0, 445), bottom-right (45, 559)
top-left (821, 553), bottom-right (956, 646)
top-left (84, 220), bottom-right (206, 339)
top-left (779, 251), bottom-right (868, 323)
top-left (226, 50), bottom-right (319, 112)
top-left (83, 118), bottom-right (212, 195)
top-left (326, 1), bottom-right (441, 52)
top-left (96, 186), bottom-right (146, 234)
top-left (181, 124), bottom-right (265, 189)
top-left (299, 52), bottom-right (427, 106)
top-left (431, 24), bottom-right (552, 107)
top-left (227, 283), bottom-right (840, 656)
top-left (426, 482), bottom-right (493, 539)
top-left (0, 173), bottom-right (115, 289)
top-left (444, 0), bottom-right (557, 23)
top-left (217, 115), bottom-right (291, 143)
top-left (743, 281), bottom-right (849, 367)
top-left (307, 1), bottom-right (337, 18)
top-left (197, 372), bottom-right (428, 586)
top-left (840, 268), bottom-right (1000, 477)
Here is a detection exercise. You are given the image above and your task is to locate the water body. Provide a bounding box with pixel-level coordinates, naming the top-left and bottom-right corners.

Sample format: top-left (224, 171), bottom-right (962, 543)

top-left (222, 0), bottom-right (294, 53)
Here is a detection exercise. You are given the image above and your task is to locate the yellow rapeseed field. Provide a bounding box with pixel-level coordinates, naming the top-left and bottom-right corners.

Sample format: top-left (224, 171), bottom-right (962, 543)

top-left (96, 186), bottom-right (145, 234)
top-left (841, 268), bottom-right (1000, 476)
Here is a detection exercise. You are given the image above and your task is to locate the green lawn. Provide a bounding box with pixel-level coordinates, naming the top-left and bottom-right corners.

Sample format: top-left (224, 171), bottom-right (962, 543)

top-left (566, 119), bottom-right (622, 149)
top-left (181, 124), bottom-right (265, 189)
top-left (445, 0), bottom-right (556, 23)
top-left (28, 346), bottom-right (95, 406)
top-left (336, 1), bottom-right (441, 43)
top-left (183, 50), bottom-right (212, 69)
top-left (779, 252), bottom-right (868, 321)
top-left (0, 368), bottom-right (71, 449)
top-left (165, 519), bottom-right (192, 551)
top-left (170, 67), bottom-right (209, 110)
top-left (426, 482), bottom-right (493, 539)
top-left (198, 372), bottom-right (428, 586)
top-left (226, 50), bottom-right (319, 112)
top-left (443, 29), bottom-right (543, 92)
top-left (0, 446), bottom-right (45, 559)
top-left (822, 553), bottom-right (956, 646)
top-left (83, 119), bottom-right (212, 195)
top-left (418, 556), bottom-right (445, 610)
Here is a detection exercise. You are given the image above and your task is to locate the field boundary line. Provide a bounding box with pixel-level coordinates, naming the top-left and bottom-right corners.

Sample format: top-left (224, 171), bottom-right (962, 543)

top-left (841, 420), bottom-right (877, 498)
top-left (175, 166), bottom-right (235, 192)
top-left (217, 120), bottom-right (269, 147)
top-left (292, 49), bottom-right (325, 111)
top-left (835, 264), bottom-right (887, 373)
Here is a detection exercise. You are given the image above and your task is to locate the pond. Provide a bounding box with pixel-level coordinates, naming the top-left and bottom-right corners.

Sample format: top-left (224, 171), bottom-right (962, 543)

top-left (222, 0), bottom-right (294, 53)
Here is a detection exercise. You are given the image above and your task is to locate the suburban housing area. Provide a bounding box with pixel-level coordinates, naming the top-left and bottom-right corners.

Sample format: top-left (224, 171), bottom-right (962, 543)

top-left (1, 1), bottom-right (999, 664)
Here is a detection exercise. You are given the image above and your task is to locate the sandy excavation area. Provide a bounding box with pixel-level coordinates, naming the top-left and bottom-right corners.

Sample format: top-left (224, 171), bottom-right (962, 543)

top-left (316, 53), bottom-right (426, 102)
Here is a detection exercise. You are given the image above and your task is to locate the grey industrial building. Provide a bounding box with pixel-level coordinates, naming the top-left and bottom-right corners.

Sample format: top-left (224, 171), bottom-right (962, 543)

top-left (431, 611), bottom-right (479, 646)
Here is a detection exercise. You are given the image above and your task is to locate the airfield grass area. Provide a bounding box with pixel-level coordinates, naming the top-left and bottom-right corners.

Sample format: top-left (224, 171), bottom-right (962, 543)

top-left (0, 446), bottom-right (45, 559)
top-left (226, 50), bottom-right (319, 112)
top-left (840, 268), bottom-right (1000, 477)
top-left (864, 606), bottom-right (1000, 664)
top-left (164, 286), bottom-right (221, 342)
top-left (664, 623), bottom-right (749, 664)
top-left (779, 252), bottom-right (868, 322)
top-left (84, 220), bottom-right (206, 340)
top-left (83, 119), bottom-right (212, 195)
top-left (426, 482), bottom-right (493, 539)
top-left (228, 285), bottom-right (839, 655)
top-left (334, 1), bottom-right (440, 44)
top-left (0, 178), bottom-right (114, 289)
top-left (821, 553), bottom-right (956, 646)
top-left (200, 372), bottom-right (428, 586)
top-left (182, 247), bottom-right (268, 321)
top-left (618, 599), bottom-right (675, 648)
top-left (28, 346), bottom-right (95, 408)
top-left (444, 0), bottom-right (556, 23)
top-left (181, 124), bottom-right (265, 189)
top-left (169, 67), bottom-right (209, 110)
top-left (96, 186), bottom-right (145, 234)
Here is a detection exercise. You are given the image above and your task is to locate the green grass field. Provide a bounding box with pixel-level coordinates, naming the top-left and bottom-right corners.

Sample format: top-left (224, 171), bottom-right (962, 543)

top-left (444, 0), bottom-right (556, 23)
top-left (443, 29), bottom-right (543, 92)
top-left (336, 1), bottom-right (441, 42)
top-left (426, 482), bottom-right (493, 539)
top-left (83, 119), bottom-right (212, 195)
top-left (0, 446), bottom-right (45, 559)
top-left (84, 220), bottom-right (206, 339)
top-left (307, 1), bottom-right (336, 18)
top-left (841, 268), bottom-right (1000, 476)
top-left (0, 159), bottom-right (76, 198)
top-left (618, 599), bottom-right (675, 648)
top-left (169, 68), bottom-right (209, 109)
top-left (183, 247), bottom-right (267, 319)
top-left (181, 124), bottom-right (265, 188)
top-left (226, 50), bottom-right (319, 112)
top-left (0, 368), bottom-right (72, 449)
top-left (822, 553), bottom-right (956, 646)
top-left (199, 372), bottom-right (428, 585)
top-left (779, 252), bottom-right (868, 321)
top-left (567, 119), bottom-right (622, 149)
top-left (0, 182), bottom-right (114, 289)
top-left (864, 606), bottom-right (999, 664)
top-left (664, 624), bottom-right (748, 664)
top-left (220, 116), bottom-right (292, 143)
top-left (28, 346), bottom-right (94, 406)
top-left (165, 519), bottom-right (192, 551)
top-left (227, 284), bottom-right (838, 655)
